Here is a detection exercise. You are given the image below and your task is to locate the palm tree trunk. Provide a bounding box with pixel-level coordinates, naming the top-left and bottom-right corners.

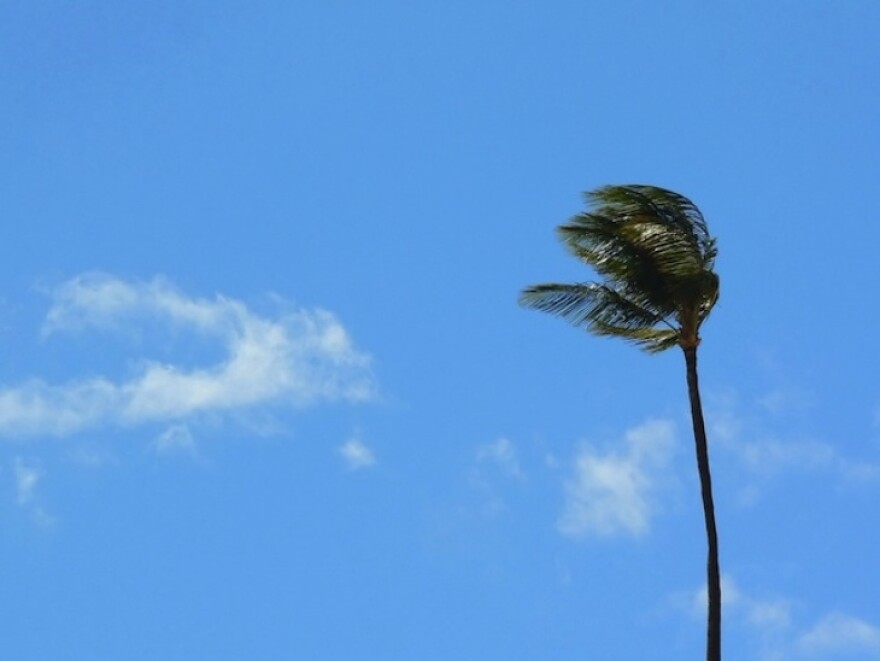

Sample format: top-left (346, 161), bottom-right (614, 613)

top-left (683, 345), bottom-right (721, 661)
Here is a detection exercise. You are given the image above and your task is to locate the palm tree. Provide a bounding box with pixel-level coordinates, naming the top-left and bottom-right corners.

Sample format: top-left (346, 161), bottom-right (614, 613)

top-left (520, 184), bottom-right (721, 661)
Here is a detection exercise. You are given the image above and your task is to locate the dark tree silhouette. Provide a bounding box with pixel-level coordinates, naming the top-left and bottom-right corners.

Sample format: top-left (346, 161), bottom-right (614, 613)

top-left (520, 184), bottom-right (722, 661)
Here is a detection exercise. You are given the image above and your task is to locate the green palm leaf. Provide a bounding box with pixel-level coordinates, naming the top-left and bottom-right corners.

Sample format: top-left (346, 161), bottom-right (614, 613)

top-left (521, 184), bottom-right (719, 351)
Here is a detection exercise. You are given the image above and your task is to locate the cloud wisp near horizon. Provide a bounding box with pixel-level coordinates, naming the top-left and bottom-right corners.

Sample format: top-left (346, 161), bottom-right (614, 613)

top-left (0, 273), bottom-right (376, 440)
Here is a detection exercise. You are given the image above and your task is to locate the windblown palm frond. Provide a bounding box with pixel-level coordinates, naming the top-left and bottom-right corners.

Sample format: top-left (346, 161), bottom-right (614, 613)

top-left (519, 282), bottom-right (677, 351)
top-left (520, 184), bottom-right (719, 351)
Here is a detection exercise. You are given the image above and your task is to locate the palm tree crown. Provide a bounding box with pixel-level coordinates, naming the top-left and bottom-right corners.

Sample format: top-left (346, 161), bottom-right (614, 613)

top-left (520, 184), bottom-right (724, 660)
top-left (520, 184), bottom-right (719, 351)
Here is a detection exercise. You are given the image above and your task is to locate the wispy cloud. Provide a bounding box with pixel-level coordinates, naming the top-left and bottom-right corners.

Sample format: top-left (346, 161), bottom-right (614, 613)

top-left (677, 575), bottom-right (880, 660)
top-left (796, 612), bottom-right (880, 657)
top-left (684, 575), bottom-right (792, 631)
top-left (154, 424), bottom-right (197, 456)
top-left (558, 418), bottom-right (676, 538)
top-left (739, 439), bottom-right (837, 476)
top-left (757, 387), bottom-right (815, 416)
top-left (707, 393), bottom-right (880, 490)
top-left (11, 457), bottom-right (55, 526)
top-left (476, 438), bottom-right (524, 480)
top-left (467, 437), bottom-right (527, 517)
top-left (749, 439), bottom-right (879, 482)
top-left (338, 437), bottom-right (376, 471)
top-left (14, 457), bottom-right (42, 505)
top-left (0, 273), bottom-right (376, 439)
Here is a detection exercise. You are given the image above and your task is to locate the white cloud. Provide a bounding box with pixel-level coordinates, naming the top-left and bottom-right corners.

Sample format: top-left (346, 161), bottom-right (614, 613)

top-left (11, 457), bottom-right (55, 526)
top-left (14, 458), bottom-right (42, 505)
top-left (42, 273), bottom-right (223, 335)
top-left (558, 418), bottom-right (676, 538)
top-left (339, 437), bottom-right (376, 471)
top-left (757, 387), bottom-right (815, 415)
top-left (707, 394), bottom-right (880, 487)
top-left (0, 273), bottom-right (376, 439)
top-left (677, 576), bottom-right (880, 660)
top-left (476, 438), bottom-right (524, 480)
top-left (467, 437), bottom-right (527, 517)
top-left (740, 439), bottom-right (837, 476)
top-left (735, 437), bottom-right (880, 483)
top-left (687, 575), bottom-right (792, 632)
top-left (0, 378), bottom-right (122, 437)
top-left (749, 599), bottom-right (795, 631)
top-left (154, 424), bottom-right (196, 455)
top-left (707, 391), bottom-right (743, 444)
top-left (797, 613), bottom-right (880, 657)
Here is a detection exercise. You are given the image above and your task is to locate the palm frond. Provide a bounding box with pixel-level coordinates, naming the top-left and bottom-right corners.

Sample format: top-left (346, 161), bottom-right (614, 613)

top-left (559, 216), bottom-right (696, 316)
top-left (696, 270), bottom-right (720, 322)
top-left (521, 184), bottom-right (719, 352)
top-left (589, 321), bottom-right (681, 353)
top-left (587, 185), bottom-right (714, 259)
top-left (519, 282), bottom-right (670, 333)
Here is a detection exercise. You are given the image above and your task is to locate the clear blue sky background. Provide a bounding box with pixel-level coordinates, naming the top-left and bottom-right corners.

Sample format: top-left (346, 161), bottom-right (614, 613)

top-left (2, 2), bottom-right (878, 659)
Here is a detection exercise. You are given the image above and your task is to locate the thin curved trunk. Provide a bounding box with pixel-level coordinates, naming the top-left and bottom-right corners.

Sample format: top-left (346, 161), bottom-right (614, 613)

top-left (683, 345), bottom-right (721, 661)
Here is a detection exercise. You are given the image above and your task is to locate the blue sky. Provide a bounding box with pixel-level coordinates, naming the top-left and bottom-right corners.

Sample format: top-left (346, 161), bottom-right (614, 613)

top-left (1, 2), bottom-right (878, 659)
